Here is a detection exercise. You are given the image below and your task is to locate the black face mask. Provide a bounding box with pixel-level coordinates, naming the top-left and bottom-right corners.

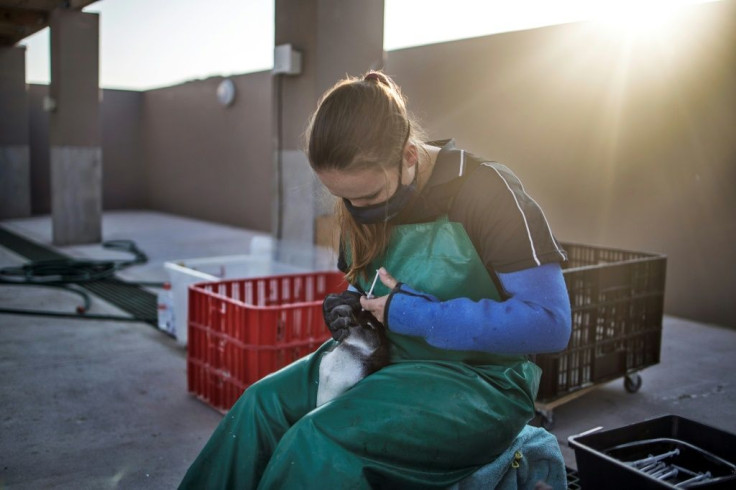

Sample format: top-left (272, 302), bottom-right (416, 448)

top-left (343, 166), bottom-right (417, 225)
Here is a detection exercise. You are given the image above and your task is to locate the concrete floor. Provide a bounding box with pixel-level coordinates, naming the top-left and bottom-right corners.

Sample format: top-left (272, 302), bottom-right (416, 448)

top-left (1, 210), bottom-right (735, 489)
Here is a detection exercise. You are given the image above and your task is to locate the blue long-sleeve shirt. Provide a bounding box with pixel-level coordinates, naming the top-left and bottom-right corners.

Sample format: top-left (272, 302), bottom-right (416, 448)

top-left (384, 262), bottom-right (571, 355)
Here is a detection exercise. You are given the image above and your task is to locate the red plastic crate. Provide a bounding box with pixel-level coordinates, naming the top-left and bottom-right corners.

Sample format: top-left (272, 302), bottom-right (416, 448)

top-left (187, 271), bottom-right (346, 412)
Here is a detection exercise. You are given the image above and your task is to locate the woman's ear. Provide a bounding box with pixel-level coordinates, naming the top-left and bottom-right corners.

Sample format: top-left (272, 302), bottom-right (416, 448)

top-left (404, 143), bottom-right (419, 168)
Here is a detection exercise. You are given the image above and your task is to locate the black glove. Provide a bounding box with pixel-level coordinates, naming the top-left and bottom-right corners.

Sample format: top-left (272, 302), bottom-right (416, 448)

top-left (322, 291), bottom-right (380, 341)
top-left (323, 291), bottom-right (362, 341)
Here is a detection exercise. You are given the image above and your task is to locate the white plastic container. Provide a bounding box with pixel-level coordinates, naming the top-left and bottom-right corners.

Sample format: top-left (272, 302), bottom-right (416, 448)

top-left (164, 254), bottom-right (308, 345)
top-left (156, 283), bottom-right (176, 336)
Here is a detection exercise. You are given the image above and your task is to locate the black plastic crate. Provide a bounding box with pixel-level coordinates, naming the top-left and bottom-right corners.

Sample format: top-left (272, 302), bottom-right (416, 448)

top-left (568, 415), bottom-right (736, 489)
top-left (566, 467), bottom-right (582, 490)
top-left (536, 243), bottom-right (667, 403)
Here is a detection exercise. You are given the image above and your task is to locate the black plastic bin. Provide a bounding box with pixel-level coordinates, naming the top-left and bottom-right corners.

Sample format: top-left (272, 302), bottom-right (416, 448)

top-left (535, 242), bottom-right (667, 403)
top-left (569, 415), bottom-right (736, 489)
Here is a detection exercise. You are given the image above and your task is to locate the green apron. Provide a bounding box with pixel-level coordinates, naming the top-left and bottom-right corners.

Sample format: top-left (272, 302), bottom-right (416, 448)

top-left (180, 217), bottom-right (541, 489)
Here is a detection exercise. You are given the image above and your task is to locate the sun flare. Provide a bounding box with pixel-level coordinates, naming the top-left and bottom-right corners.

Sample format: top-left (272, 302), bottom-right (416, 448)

top-left (384, 0), bottom-right (721, 51)
top-left (584, 0), bottom-right (713, 39)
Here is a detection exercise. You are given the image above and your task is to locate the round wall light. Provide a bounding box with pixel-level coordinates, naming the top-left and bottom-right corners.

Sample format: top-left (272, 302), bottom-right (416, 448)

top-left (217, 79), bottom-right (236, 107)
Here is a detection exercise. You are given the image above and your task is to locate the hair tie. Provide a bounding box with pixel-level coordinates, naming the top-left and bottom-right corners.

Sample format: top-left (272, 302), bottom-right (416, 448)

top-left (364, 72), bottom-right (390, 86)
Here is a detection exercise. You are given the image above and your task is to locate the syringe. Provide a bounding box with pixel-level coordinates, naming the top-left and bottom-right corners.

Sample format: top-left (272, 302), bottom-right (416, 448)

top-left (366, 268), bottom-right (381, 299)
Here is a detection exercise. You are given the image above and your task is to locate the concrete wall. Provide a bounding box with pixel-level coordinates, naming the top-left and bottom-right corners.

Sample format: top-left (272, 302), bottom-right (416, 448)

top-left (101, 89), bottom-right (146, 210)
top-left (141, 72), bottom-right (273, 232)
top-left (19, 0), bottom-right (734, 326)
top-left (28, 85), bottom-right (147, 214)
top-left (0, 46), bottom-right (31, 219)
top-left (273, 0), bottom-right (385, 243)
top-left (385, 0), bottom-right (736, 327)
top-left (28, 85), bottom-right (51, 215)
top-left (0, 48), bottom-right (28, 144)
top-left (28, 72), bottom-right (272, 232)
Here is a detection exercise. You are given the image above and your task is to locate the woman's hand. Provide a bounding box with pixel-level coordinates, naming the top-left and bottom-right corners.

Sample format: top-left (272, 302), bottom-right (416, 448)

top-left (359, 267), bottom-right (398, 325)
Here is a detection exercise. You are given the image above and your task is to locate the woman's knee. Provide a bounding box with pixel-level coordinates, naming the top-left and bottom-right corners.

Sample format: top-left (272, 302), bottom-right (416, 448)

top-left (234, 356), bottom-right (317, 425)
top-left (261, 413), bottom-right (368, 488)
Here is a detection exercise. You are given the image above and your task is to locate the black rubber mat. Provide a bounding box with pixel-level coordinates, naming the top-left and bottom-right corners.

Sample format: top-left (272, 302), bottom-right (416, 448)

top-left (0, 227), bottom-right (67, 261)
top-left (82, 278), bottom-right (157, 323)
top-left (0, 225), bottom-right (157, 325)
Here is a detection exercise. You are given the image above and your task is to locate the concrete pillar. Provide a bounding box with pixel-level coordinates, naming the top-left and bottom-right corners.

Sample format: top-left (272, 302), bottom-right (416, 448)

top-left (273, 0), bottom-right (384, 244)
top-left (0, 46), bottom-right (31, 219)
top-left (49, 9), bottom-right (102, 245)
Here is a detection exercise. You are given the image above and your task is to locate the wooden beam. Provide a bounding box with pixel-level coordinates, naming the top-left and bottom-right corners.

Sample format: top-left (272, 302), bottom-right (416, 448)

top-left (69, 0), bottom-right (98, 10)
top-left (0, 1), bottom-right (65, 10)
top-left (0, 22), bottom-right (23, 36)
top-left (0, 0), bottom-right (98, 46)
top-left (0, 7), bottom-right (48, 26)
top-left (0, 1), bottom-right (98, 12)
top-left (0, 8), bottom-right (45, 46)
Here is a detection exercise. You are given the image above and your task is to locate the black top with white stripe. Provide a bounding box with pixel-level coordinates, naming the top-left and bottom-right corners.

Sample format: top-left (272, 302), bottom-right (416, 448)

top-left (397, 139), bottom-right (567, 274)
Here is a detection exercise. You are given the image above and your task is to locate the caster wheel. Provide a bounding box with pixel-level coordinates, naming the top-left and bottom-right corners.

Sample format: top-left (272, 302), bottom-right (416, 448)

top-left (624, 373), bottom-right (642, 393)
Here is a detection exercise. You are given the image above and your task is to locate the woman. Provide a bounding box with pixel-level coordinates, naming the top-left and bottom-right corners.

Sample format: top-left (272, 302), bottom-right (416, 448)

top-left (180, 71), bottom-right (571, 489)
